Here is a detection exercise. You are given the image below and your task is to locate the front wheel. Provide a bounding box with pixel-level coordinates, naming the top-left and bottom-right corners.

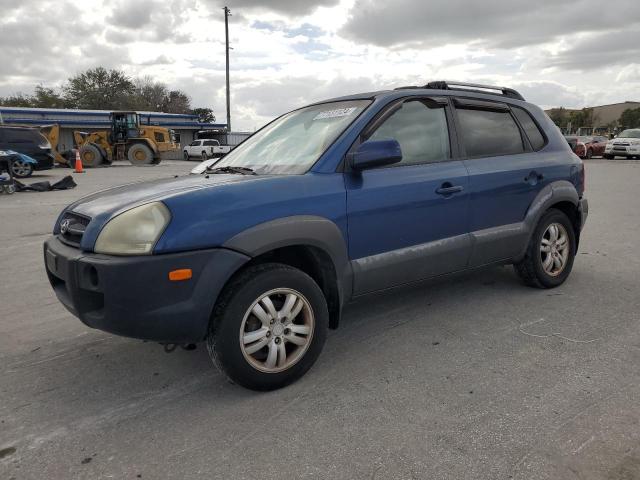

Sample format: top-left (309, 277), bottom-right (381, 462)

top-left (10, 158), bottom-right (34, 178)
top-left (586, 148), bottom-right (593, 159)
top-left (183, 151), bottom-right (189, 161)
top-left (207, 263), bottom-right (328, 391)
top-left (201, 151), bottom-right (208, 161)
top-left (514, 209), bottom-right (576, 288)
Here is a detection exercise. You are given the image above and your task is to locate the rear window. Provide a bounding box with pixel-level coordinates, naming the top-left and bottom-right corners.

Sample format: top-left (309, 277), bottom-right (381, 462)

top-left (3, 128), bottom-right (42, 144)
top-left (512, 108), bottom-right (546, 151)
top-left (457, 108), bottom-right (524, 158)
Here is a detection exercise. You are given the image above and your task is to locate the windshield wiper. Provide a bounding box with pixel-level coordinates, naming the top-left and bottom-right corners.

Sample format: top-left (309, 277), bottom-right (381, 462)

top-left (205, 165), bottom-right (256, 175)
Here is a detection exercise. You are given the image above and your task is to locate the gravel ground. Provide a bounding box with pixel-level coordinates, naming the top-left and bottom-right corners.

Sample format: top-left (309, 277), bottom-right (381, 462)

top-left (1, 159), bottom-right (639, 480)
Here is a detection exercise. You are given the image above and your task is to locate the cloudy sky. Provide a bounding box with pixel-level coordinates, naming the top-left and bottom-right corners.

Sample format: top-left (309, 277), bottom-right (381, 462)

top-left (1, 0), bottom-right (639, 130)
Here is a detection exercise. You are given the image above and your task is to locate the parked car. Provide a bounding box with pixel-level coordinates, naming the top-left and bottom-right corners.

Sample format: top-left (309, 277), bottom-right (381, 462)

top-left (0, 126), bottom-right (55, 177)
top-left (44, 81), bottom-right (587, 391)
top-left (183, 139), bottom-right (231, 161)
top-left (565, 135), bottom-right (607, 159)
top-left (604, 129), bottom-right (640, 159)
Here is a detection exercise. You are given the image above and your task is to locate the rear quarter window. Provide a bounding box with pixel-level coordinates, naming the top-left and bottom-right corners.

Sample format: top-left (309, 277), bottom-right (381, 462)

top-left (456, 108), bottom-right (525, 158)
top-left (512, 107), bottom-right (546, 151)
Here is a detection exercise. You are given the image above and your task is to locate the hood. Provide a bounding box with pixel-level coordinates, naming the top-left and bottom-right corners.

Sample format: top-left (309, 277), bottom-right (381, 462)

top-left (57, 173), bottom-right (265, 249)
top-left (611, 137), bottom-right (640, 145)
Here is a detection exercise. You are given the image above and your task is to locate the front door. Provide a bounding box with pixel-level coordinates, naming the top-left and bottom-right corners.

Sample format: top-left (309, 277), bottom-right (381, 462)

top-left (345, 98), bottom-right (471, 295)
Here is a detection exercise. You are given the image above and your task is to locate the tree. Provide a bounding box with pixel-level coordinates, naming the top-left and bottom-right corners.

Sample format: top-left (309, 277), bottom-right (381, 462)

top-left (619, 108), bottom-right (640, 129)
top-left (547, 107), bottom-right (569, 128)
top-left (0, 92), bottom-right (34, 107)
top-left (192, 107), bottom-right (216, 123)
top-left (64, 67), bottom-right (135, 110)
top-left (1, 67), bottom-right (199, 115)
top-left (163, 90), bottom-right (191, 114)
top-left (32, 85), bottom-right (66, 108)
top-left (131, 77), bottom-right (170, 111)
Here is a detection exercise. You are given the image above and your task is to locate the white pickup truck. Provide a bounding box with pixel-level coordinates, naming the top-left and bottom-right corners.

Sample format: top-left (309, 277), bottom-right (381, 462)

top-left (183, 139), bottom-right (231, 161)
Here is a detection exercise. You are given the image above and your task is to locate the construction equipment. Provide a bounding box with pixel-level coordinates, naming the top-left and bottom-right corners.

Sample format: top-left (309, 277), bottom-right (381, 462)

top-left (74, 111), bottom-right (178, 168)
top-left (39, 124), bottom-right (73, 166)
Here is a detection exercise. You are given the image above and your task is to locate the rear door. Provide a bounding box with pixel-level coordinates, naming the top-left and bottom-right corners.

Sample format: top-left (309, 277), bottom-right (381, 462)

top-left (345, 97), bottom-right (471, 295)
top-left (454, 99), bottom-right (558, 266)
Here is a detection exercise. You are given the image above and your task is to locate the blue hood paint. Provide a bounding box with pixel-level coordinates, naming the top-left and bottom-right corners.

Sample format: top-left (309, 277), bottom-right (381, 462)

top-left (63, 172), bottom-right (348, 254)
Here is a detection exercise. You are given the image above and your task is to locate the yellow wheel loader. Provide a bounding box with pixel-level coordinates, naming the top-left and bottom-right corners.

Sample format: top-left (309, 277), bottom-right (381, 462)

top-left (74, 111), bottom-right (178, 168)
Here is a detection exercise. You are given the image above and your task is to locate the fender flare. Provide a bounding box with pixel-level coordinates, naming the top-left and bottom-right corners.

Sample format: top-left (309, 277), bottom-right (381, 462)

top-left (223, 215), bottom-right (352, 304)
top-left (517, 180), bottom-right (580, 259)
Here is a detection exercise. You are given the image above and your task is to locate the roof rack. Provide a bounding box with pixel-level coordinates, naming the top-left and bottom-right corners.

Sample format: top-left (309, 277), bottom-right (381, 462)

top-left (423, 81), bottom-right (525, 101)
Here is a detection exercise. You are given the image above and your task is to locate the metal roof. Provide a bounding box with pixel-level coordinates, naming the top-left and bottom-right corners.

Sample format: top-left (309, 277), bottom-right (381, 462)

top-left (0, 106), bottom-right (226, 130)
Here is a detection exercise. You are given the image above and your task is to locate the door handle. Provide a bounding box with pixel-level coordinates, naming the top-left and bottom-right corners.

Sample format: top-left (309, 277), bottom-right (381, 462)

top-left (436, 183), bottom-right (464, 196)
top-left (524, 171), bottom-right (544, 183)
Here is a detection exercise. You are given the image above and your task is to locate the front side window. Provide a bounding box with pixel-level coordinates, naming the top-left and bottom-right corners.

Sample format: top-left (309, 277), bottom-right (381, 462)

top-left (212, 100), bottom-right (370, 174)
top-left (457, 108), bottom-right (525, 158)
top-left (367, 99), bottom-right (450, 165)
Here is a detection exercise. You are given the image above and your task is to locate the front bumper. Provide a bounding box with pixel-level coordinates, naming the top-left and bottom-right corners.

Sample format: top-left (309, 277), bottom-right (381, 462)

top-left (44, 236), bottom-right (249, 343)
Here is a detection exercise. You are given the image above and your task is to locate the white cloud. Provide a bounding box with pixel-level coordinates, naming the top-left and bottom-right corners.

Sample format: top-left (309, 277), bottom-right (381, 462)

top-left (1, 0), bottom-right (639, 130)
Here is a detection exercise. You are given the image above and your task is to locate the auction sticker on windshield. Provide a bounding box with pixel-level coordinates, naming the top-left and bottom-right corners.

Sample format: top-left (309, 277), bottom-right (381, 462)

top-left (313, 107), bottom-right (358, 120)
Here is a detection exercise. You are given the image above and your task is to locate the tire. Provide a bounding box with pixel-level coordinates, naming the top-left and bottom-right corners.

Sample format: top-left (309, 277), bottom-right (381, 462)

top-left (79, 144), bottom-right (104, 168)
top-left (201, 151), bottom-right (208, 161)
top-left (183, 151), bottom-right (189, 161)
top-left (603, 154), bottom-right (614, 159)
top-left (207, 263), bottom-right (329, 391)
top-left (127, 143), bottom-right (155, 166)
top-left (514, 208), bottom-right (577, 289)
top-left (586, 148), bottom-right (593, 159)
top-left (10, 158), bottom-right (34, 178)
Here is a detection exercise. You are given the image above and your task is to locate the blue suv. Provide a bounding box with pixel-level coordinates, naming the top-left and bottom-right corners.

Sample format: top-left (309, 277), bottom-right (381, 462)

top-left (44, 81), bottom-right (588, 390)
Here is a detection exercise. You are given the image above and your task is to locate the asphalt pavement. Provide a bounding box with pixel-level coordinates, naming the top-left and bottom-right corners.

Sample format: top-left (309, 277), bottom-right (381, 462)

top-left (1, 159), bottom-right (639, 479)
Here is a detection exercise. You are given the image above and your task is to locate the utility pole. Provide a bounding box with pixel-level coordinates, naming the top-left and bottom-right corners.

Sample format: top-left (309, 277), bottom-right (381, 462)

top-left (224, 6), bottom-right (231, 132)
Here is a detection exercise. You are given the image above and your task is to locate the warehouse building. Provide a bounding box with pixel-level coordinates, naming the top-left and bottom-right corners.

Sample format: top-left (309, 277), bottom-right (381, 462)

top-left (545, 101), bottom-right (640, 135)
top-left (0, 106), bottom-right (250, 153)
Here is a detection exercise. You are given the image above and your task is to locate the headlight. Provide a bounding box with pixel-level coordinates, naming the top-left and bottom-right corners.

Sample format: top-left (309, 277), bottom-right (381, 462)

top-left (94, 202), bottom-right (171, 255)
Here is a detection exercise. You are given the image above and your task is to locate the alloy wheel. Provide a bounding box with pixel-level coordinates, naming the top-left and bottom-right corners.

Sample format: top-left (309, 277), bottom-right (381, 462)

top-left (540, 222), bottom-right (570, 276)
top-left (239, 288), bottom-right (314, 373)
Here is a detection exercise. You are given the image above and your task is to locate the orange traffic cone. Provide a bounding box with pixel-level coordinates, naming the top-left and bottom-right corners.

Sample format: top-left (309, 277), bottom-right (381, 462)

top-left (74, 150), bottom-right (84, 173)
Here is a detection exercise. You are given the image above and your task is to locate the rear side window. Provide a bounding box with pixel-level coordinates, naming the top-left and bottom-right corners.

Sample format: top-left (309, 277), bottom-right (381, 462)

top-left (512, 107), bottom-right (546, 151)
top-left (368, 100), bottom-right (450, 165)
top-left (203, 140), bottom-right (219, 146)
top-left (457, 108), bottom-right (524, 158)
top-left (4, 129), bottom-right (41, 144)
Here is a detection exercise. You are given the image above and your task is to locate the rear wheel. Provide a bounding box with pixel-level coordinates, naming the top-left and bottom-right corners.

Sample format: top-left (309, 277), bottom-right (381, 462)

top-left (183, 150), bottom-right (189, 161)
top-left (514, 208), bottom-right (576, 289)
top-left (586, 148), bottom-right (593, 159)
top-left (201, 151), bottom-right (208, 161)
top-left (127, 143), bottom-right (155, 166)
top-left (207, 263), bottom-right (328, 391)
top-left (79, 144), bottom-right (104, 168)
top-left (10, 158), bottom-right (34, 178)
top-left (603, 154), bottom-right (614, 159)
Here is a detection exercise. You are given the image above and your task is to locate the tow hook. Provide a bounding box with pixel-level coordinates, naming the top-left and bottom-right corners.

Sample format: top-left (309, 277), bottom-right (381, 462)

top-left (162, 343), bottom-right (197, 353)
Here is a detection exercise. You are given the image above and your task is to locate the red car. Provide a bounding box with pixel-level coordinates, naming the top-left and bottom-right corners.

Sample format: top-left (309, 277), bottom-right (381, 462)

top-left (565, 135), bottom-right (608, 159)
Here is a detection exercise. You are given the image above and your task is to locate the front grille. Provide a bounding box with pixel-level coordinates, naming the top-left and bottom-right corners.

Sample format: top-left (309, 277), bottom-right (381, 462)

top-left (59, 212), bottom-right (90, 247)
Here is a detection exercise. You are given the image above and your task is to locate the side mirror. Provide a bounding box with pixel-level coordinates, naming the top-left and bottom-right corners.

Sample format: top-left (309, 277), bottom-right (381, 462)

top-left (347, 139), bottom-right (402, 170)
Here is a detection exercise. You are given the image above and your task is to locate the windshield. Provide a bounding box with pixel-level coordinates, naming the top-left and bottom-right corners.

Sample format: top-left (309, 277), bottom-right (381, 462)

top-left (618, 129), bottom-right (640, 139)
top-left (211, 100), bottom-right (370, 174)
